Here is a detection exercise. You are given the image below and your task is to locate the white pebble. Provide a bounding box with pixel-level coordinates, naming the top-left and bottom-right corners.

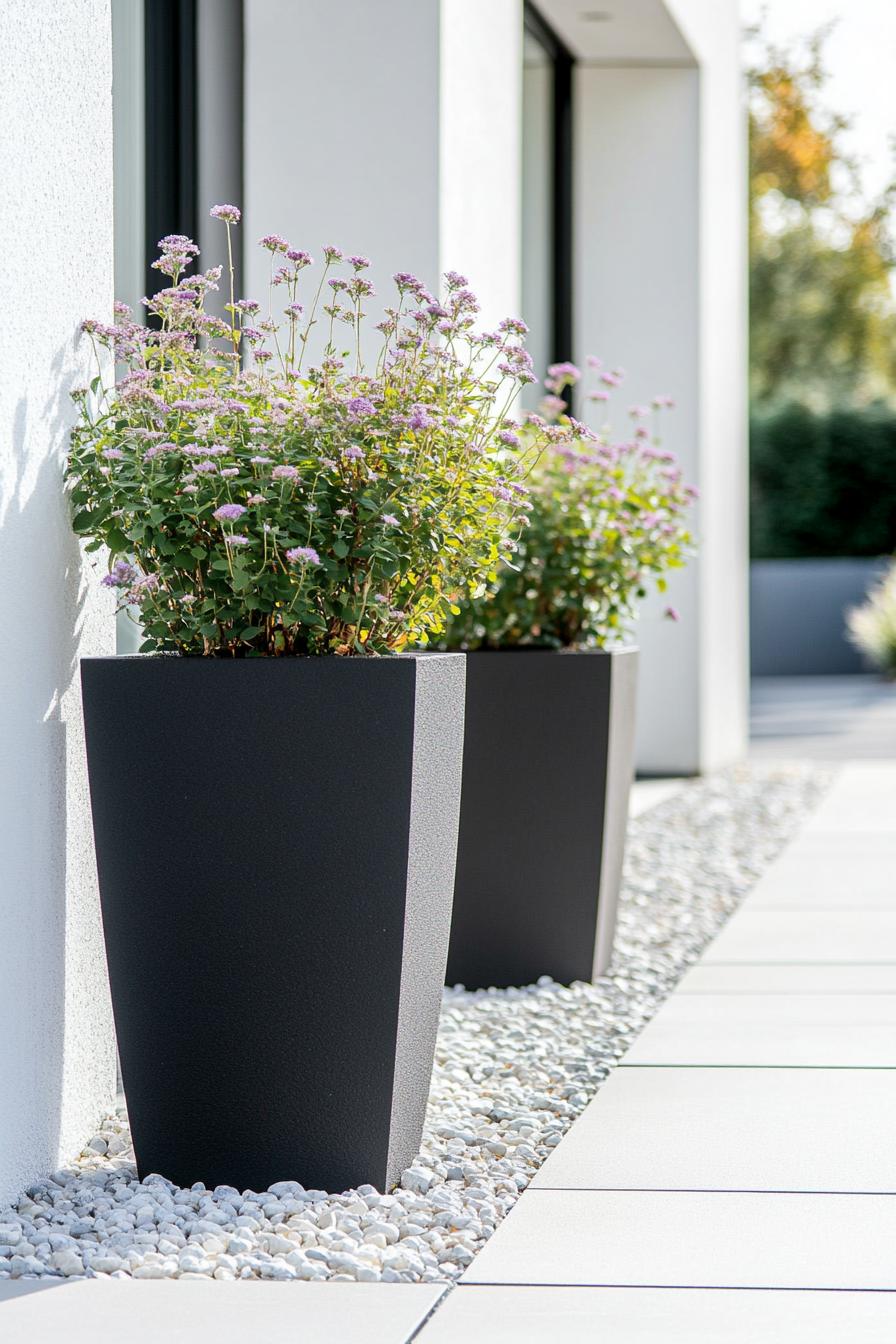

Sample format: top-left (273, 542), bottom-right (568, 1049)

top-left (401, 1168), bottom-right (436, 1196)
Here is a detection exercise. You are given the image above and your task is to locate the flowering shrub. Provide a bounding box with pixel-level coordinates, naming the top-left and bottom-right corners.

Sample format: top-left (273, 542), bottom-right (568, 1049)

top-left (443, 359), bottom-right (696, 649)
top-left (847, 562), bottom-right (896, 676)
top-left (67, 207), bottom-right (569, 655)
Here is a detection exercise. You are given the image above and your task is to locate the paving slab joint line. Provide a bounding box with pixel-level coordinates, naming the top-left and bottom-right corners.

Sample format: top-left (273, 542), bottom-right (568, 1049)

top-left (528, 1186), bottom-right (896, 1197)
top-left (704, 961), bottom-right (896, 967)
top-left (407, 1284), bottom-right (453, 1340)
top-left (426, 1283), bottom-right (896, 1294)
top-left (619, 1063), bottom-right (896, 1072)
top-left (457, 1281), bottom-right (896, 1293)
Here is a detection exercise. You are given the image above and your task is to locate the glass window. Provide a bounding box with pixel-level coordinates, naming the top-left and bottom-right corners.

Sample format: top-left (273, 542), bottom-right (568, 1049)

top-left (522, 30), bottom-right (553, 398)
top-left (520, 6), bottom-right (574, 405)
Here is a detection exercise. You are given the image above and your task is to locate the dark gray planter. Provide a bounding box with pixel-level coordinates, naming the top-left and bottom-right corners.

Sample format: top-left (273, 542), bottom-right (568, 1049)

top-left (80, 652), bottom-right (465, 1194)
top-left (446, 648), bottom-right (638, 989)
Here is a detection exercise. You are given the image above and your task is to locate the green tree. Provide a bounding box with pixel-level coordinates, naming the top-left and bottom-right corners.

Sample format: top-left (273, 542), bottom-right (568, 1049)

top-left (748, 24), bottom-right (896, 409)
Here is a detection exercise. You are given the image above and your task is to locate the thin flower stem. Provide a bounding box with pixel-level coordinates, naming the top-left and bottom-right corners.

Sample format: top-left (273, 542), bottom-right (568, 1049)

top-left (225, 223), bottom-right (238, 361)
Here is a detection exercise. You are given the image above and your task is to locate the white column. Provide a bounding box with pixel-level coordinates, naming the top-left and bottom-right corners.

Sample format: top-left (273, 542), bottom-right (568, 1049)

top-left (439, 0), bottom-right (522, 331)
top-left (0, 0), bottom-right (117, 1203)
top-left (574, 1), bottom-right (747, 774)
top-left (666, 0), bottom-right (750, 774)
top-left (243, 0), bottom-right (523, 353)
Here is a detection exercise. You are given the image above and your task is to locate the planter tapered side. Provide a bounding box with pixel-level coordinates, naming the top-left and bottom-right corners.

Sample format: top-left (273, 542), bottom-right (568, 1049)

top-left (593, 647), bottom-right (638, 977)
top-left (446, 648), bottom-right (637, 989)
top-left (81, 653), bottom-right (464, 1194)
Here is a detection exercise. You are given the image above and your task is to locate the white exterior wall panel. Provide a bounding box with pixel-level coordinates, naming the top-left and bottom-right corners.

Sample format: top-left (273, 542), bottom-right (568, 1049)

top-left (0, 0), bottom-right (117, 1204)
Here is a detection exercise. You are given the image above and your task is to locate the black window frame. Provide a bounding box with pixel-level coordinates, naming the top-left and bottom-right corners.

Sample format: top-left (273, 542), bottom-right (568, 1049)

top-left (144, 0), bottom-right (198, 302)
top-left (523, 1), bottom-right (575, 368)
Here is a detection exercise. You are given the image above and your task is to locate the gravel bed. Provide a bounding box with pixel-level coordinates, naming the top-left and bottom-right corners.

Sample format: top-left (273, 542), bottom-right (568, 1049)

top-left (0, 762), bottom-right (830, 1284)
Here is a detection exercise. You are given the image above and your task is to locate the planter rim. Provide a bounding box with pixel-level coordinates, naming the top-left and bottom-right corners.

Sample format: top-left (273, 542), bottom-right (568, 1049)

top-left (454, 645), bottom-right (639, 656)
top-left (80, 650), bottom-right (463, 665)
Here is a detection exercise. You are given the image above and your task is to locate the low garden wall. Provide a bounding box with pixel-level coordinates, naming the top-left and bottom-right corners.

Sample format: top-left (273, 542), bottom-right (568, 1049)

top-left (750, 405), bottom-right (896, 676)
top-left (750, 557), bottom-right (885, 676)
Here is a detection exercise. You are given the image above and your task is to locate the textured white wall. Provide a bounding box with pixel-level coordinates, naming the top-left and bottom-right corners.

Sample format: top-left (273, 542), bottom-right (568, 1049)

top-left (574, 0), bottom-right (747, 774)
top-left (243, 0), bottom-right (522, 356)
top-left (575, 65), bottom-right (702, 774)
top-left (439, 0), bottom-right (522, 331)
top-left (244, 0), bottom-right (441, 365)
top-left (197, 0), bottom-right (244, 315)
top-left (244, 0), bottom-right (745, 773)
top-left (0, 0), bottom-right (117, 1204)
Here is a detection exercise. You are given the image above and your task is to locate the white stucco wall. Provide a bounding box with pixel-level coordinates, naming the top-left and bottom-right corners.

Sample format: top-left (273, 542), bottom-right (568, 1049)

top-left (575, 64), bottom-right (702, 773)
top-left (439, 0), bottom-right (522, 331)
top-left (0, 0), bottom-right (117, 1204)
top-left (573, 0), bottom-right (747, 773)
top-left (665, 0), bottom-right (749, 773)
top-left (244, 0), bottom-right (744, 773)
top-left (244, 0), bottom-right (440, 364)
top-left (244, 0), bottom-right (522, 356)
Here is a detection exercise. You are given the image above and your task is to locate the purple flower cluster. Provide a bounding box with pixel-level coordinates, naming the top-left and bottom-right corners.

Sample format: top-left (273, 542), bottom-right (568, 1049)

top-left (100, 560), bottom-right (136, 589)
top-left (70, 211), bottom-right (567, 658)
top-left (408, 405), bottom-right (435, 432)
top-left (210, 204), bottom-right (241, 223)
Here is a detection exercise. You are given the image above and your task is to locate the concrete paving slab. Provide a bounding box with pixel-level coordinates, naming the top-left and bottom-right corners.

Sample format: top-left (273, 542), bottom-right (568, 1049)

top-left (530, 1066), bottom-right (896, 1192)
top-left (804, 764), bottom-right (896, 833)
top-left (0, 1280), bottom-right (445, 1343)
top-left (629, 778), bottom-right (687, 817)
top-left (417, 1284), bottom-right (896, 1343)
top-left (623, 993), bottom-right (896, 1066)
top-left (703, 910), bottom-right (896, 963)
top-left (461, 1189), bottom-right (896, 1289)
top-left (743, 832), bottom-right (896, 909)
top-left (677, 962), bottom-right (896, 993)
top-left (750, 676), bottom-right (896, 762)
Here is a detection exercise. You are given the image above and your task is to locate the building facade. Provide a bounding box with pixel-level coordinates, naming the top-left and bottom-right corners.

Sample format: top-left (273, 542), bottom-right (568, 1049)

top-left (0, 0), bottom-right (745, 1201)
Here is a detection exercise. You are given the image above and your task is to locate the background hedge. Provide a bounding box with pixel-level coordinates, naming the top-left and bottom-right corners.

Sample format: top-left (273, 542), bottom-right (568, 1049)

top-left (751, 404), bottom-right (896, 559)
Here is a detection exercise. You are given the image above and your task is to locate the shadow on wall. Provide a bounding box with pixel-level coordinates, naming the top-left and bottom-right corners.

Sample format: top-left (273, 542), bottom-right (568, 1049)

top-left (0, 336), bottom-right (115, 1202)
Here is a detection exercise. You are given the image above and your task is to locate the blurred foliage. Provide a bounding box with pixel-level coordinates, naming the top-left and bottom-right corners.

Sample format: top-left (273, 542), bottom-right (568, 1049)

top-left (751, 404), bottom-right (896, 558)
top-left (748, 23), bottom-right (896, 409)
top-left (847, 560), bottom-right (896, 676)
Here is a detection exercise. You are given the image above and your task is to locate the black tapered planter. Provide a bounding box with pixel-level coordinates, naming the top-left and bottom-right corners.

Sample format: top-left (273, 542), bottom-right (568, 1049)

top-left (81, 652), bottom-right (465, 1194)
top-left (446, 648), bottom-right (638, 989)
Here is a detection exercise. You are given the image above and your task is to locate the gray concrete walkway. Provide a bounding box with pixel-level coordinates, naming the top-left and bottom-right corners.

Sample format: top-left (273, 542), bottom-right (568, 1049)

top-left (417, 762), bottom-right (896, 1340)
top-left (751, 674), bottom-right (896, 759)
